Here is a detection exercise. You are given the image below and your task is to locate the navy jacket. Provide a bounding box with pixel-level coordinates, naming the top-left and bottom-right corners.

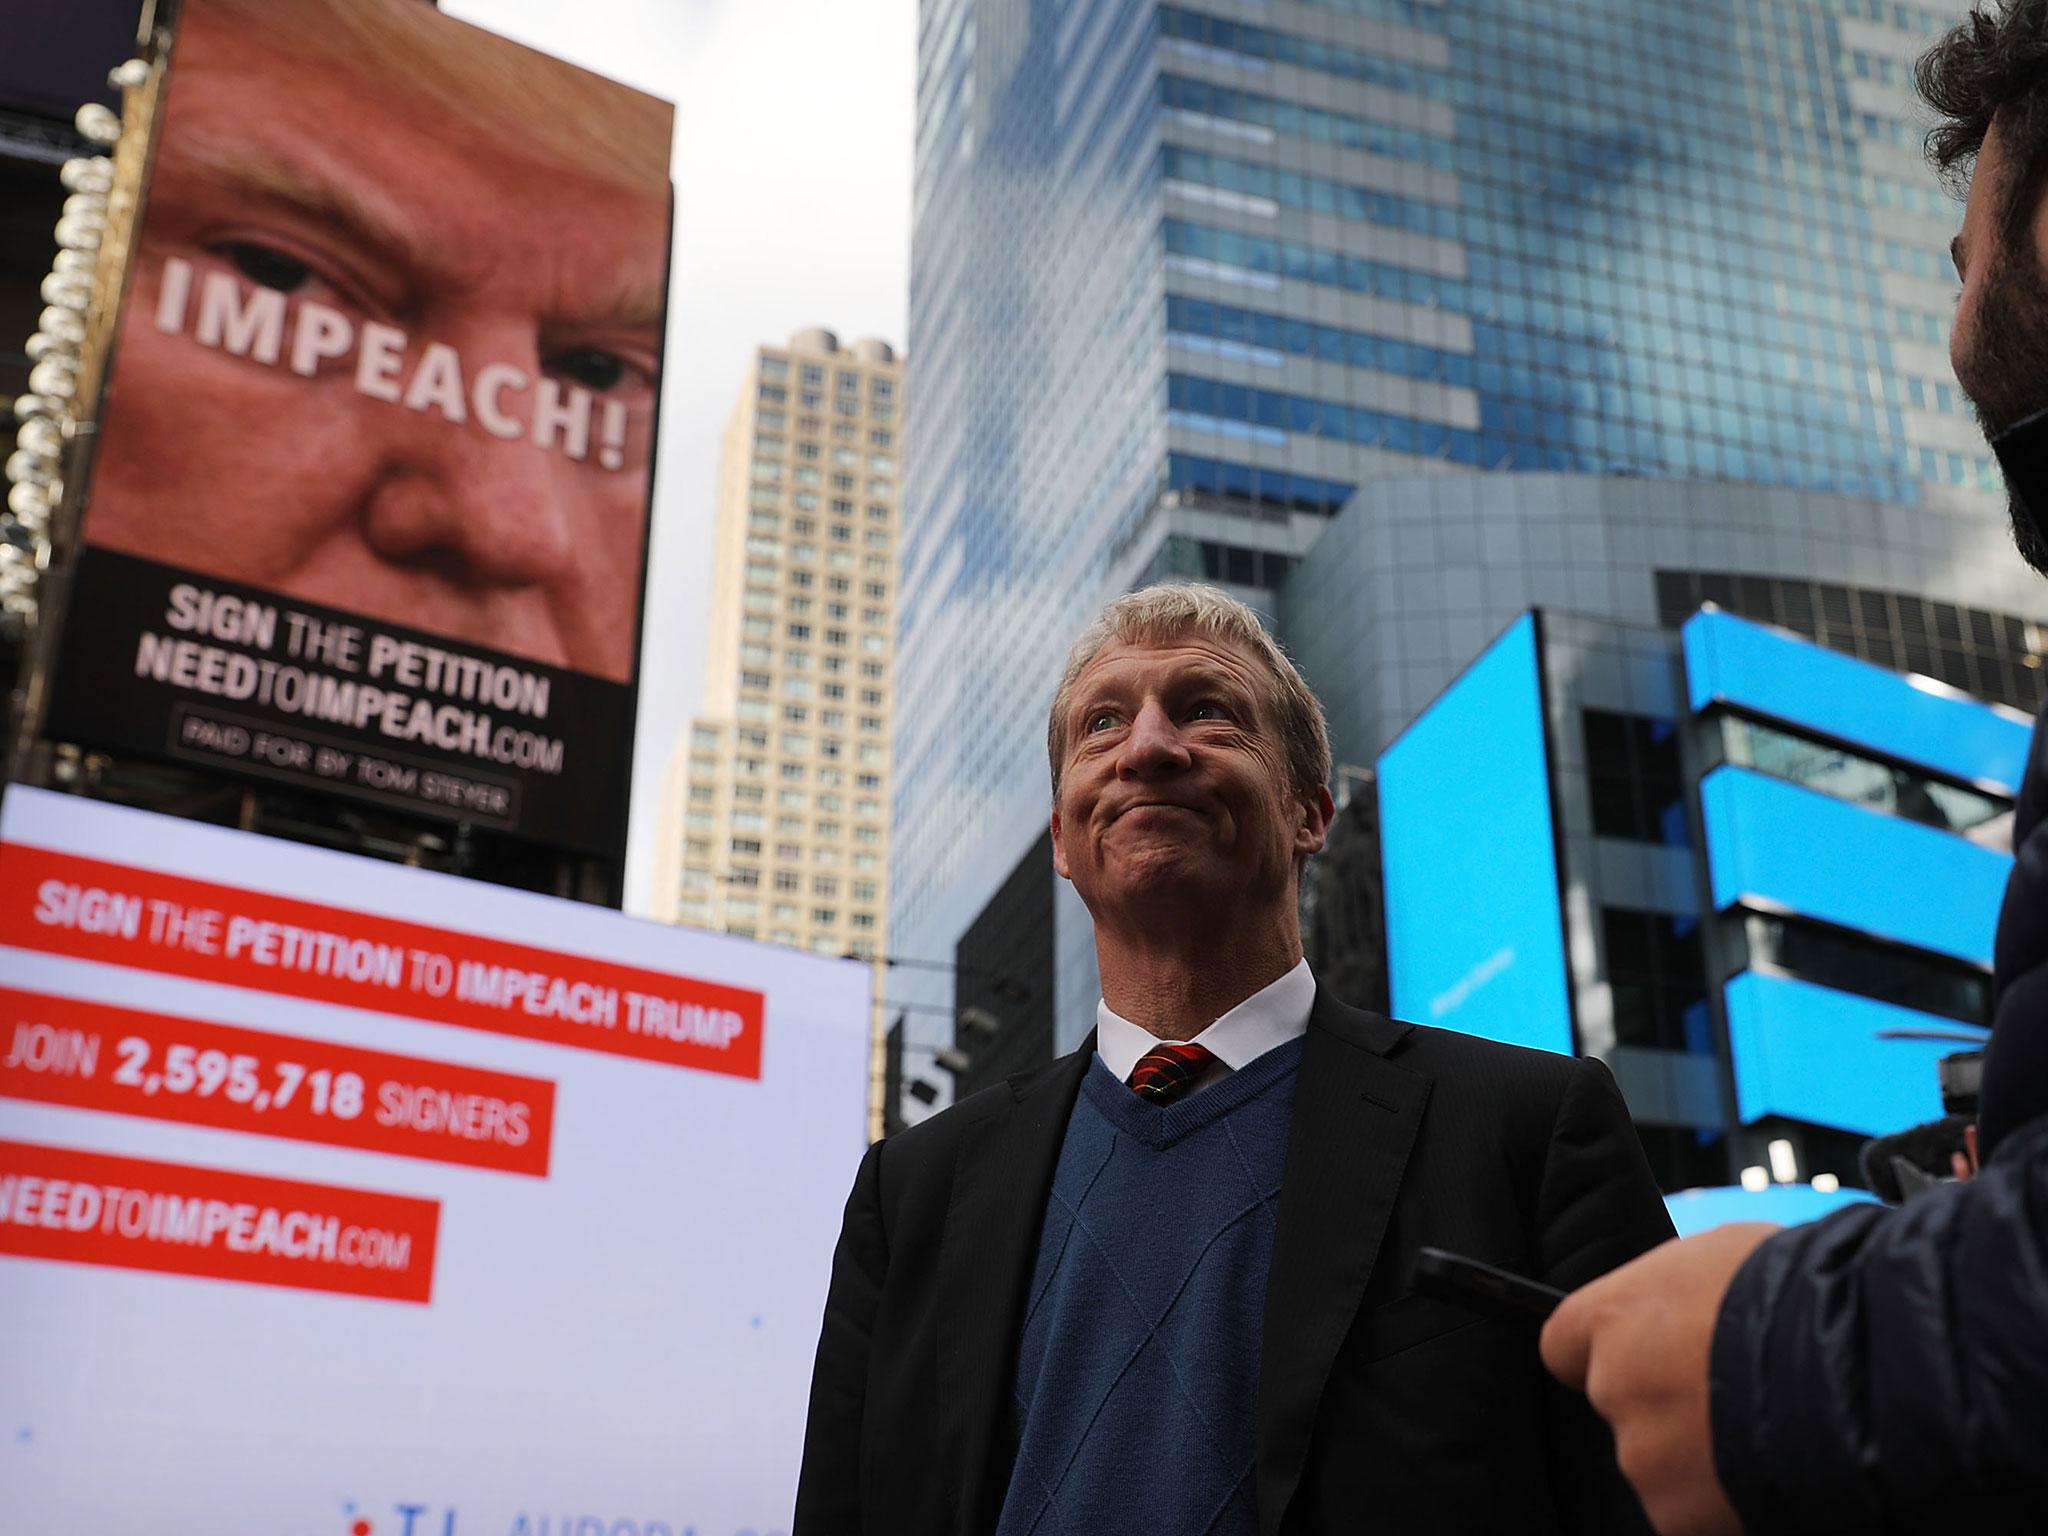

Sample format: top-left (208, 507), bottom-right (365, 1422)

top-left (1981, 707), bottom-right (2048, 1158)
top-left (1707, 708), bottom-right (2048, 1530)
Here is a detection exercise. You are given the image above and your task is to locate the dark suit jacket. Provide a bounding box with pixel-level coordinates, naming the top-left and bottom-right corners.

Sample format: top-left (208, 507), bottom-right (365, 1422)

top-left (793, 989), bottom-right (1677, 1535)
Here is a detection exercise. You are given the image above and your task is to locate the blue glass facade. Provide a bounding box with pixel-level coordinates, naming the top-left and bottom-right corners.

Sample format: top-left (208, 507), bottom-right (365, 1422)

top-left (896, 0), bottom-right (1173, 985)
top-left (1152, 0), bottom-right (1997, 501)
top-left (897, 0), bottom-right (2002, 1074)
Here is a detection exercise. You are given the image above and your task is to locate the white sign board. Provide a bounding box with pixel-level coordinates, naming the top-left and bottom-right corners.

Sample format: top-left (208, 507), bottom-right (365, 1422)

top-left (0, 785), bottom-right (868, 1536)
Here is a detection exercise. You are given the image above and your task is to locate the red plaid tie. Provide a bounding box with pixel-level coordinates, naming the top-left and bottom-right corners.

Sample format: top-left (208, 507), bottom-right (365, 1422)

top-left (1127, 1042), bottom-right (1214, 1105)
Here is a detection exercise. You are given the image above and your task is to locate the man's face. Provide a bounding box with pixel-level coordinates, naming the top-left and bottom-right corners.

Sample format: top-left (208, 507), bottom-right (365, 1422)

top-left (88, 9), bottom-right (669, 682)
top-left (1050, 634), bottom-right (1332, 927)
top-left (1951, 117), bottom-right (2048, 574)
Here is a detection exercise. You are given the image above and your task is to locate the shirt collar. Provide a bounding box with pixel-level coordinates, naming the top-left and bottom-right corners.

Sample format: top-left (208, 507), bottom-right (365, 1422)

top-left (1094, 957), bottom-right (1315, 1082)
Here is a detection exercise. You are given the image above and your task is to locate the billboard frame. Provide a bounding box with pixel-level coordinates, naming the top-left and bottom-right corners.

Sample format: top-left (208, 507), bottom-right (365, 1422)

top-left (8, 0), bottom-right (676, 905)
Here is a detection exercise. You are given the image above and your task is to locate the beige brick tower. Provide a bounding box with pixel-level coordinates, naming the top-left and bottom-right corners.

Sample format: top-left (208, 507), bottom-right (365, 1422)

top-left (653, 328), bottom-right (902, 1133)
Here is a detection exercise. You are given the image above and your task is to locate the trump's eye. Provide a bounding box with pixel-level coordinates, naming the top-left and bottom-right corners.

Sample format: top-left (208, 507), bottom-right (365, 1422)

top-left (223, 241), bottom-right (314, 294)
top-left (550, 346), bottom-right (628, 391)
top-left (544, 341), bottom-right (659, 404)
top-left (1086, 710), bottom-right (1120, 733)
top-left (202, 237), bottom-right (363, 315)
top-left (1188, 701), bottom-right (1228, 722)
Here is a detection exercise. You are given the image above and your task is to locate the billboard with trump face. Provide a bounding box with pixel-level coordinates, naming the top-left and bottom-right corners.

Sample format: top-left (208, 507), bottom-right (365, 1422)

top-left (45, 0), bottom-right (673, 859)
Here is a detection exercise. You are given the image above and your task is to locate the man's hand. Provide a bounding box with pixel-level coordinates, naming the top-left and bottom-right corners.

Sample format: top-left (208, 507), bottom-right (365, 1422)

top-left (1953, 1122), bottom-right (1981, 1182)
top-left (1539, 1222), bottom-right (1778, 1536)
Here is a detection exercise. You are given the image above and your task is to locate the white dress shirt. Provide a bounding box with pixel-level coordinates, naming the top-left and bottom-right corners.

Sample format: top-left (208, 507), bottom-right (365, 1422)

top-left (1094, 957), bottom-right (1315, 1096)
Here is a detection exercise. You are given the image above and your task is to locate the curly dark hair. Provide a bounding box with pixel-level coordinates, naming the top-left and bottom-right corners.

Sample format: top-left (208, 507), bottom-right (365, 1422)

top-left (1918, 2), bottom-right (2048, 248)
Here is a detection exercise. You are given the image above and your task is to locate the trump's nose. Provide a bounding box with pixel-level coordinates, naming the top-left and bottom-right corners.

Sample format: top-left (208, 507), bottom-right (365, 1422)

top-left (359, 413), bottom-right (574, 592)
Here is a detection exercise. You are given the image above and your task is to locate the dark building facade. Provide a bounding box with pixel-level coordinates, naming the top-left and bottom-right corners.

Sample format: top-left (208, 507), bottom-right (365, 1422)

top-left (949, 829), bottom-right (1057, 1102)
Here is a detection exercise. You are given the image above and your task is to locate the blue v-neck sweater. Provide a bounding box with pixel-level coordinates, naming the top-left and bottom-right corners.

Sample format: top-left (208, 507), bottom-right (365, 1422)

top-left (994, 1035), bottom-right (1305, 1536)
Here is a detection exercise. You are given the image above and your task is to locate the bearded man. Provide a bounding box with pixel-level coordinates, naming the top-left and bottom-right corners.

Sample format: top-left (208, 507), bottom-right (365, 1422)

top-left (1540, 6), bottom-right (2048, 1532)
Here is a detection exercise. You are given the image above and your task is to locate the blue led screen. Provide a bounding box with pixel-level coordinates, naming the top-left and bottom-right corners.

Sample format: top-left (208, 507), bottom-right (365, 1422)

top-left (1666, 1182), bottom-right (1878, 1238)
top-left (1378, 614), bottom-right (1572, 1054)
top-left (1725, 970), bottom-right (1988, 1137)
top-left (1700, 767), bottom-right (2010, 968)
top-left (1684, 608), bottom-right (2032, 797)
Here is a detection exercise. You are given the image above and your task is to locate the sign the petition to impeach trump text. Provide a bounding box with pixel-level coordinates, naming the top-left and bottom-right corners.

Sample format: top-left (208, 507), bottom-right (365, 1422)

top-left (0, 787), bottom-right (870, 1533)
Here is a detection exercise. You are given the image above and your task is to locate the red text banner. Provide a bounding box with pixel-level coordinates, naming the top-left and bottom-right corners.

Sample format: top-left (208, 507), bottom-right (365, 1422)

top-left (0, 843), bottom-right (765, 1079)
top-left (0, 987), bottom-right (554, 1177)
top-left (0, 1139), bottom-right (439, 1303)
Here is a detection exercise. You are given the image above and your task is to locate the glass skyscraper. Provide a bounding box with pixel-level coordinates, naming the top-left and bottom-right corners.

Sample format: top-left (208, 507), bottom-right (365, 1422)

top-left (894, 0), bottom-right (2009, 1107)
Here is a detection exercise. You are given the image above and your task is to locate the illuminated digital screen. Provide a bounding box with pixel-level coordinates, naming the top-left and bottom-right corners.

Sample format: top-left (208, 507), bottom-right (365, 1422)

top-left (1724, 969), bottom-right (1986, 1135)
top-left (1683, 608), bottom-right (2031, 797)
top-left (1688, 607), bottom-right (2013, 1146)
top-left (1665, 1181), bottom-right (1877, 1237)
top-left (1699, 766), bottom-right (2009, 968)
top-left (1378, 614), bottom-right (1573, 1054)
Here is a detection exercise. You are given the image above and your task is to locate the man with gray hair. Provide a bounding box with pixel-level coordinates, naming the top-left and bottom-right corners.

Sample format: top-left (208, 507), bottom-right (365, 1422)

top-left (795, 583), bottom-right (1674, 1535)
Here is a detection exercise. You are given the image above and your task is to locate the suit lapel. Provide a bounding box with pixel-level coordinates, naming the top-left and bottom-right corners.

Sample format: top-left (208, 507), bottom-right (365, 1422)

top-left (937, 1039), bottom-right (1093, 1536)
top-left (1256, 993), bottom-right (1428, 1536)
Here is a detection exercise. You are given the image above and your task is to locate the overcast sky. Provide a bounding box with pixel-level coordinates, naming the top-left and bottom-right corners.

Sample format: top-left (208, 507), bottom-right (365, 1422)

top-left (443, 0), bottom-right (915, 911)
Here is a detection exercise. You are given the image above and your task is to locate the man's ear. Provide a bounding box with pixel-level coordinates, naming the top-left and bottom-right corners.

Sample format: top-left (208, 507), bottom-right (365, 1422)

top-left (1295, 784), bottom-right (1335, 859)
top-left (1050, 807), bottom-right (1071, 879)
